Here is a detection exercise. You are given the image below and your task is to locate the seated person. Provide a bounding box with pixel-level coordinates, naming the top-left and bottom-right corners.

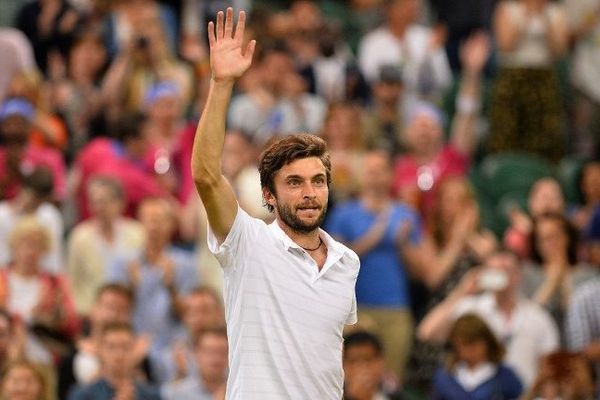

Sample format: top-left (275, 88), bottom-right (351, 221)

top-left (68, 322), bottom-right (160, 400)
top-left (161, 327), bottom-right (228, 400)
top-left (432, 313), bottom-right (523, 399)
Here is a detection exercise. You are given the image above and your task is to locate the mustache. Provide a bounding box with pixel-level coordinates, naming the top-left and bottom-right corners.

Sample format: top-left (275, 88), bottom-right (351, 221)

top-left (296, 201), bottom-right (321, 209)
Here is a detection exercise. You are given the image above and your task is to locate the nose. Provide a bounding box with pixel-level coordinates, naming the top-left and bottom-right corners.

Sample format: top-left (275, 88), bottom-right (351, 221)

top-left (302, 182), bottom-right (317, 199)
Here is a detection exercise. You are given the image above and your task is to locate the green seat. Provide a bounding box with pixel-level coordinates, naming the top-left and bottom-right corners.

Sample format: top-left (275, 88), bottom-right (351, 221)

top-left (557, 157), bottom-right (585, 205)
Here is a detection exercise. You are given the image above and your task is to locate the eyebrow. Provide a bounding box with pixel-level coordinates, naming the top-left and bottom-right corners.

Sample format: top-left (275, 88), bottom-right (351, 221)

top-left (284, 173), bottom-right (326, 181)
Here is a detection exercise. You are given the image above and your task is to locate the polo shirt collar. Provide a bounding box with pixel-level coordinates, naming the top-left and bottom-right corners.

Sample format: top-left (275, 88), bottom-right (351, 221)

top-left (268, 219), bottom-right (348, 260)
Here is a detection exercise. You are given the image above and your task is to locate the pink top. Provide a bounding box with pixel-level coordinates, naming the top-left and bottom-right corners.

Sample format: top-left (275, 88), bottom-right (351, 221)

top-left (392, 144), bottom-right (470, 217)
top-left (0, 145), bottom-right (66, 200)
top-left (75, 138), bottom-right (168, 219)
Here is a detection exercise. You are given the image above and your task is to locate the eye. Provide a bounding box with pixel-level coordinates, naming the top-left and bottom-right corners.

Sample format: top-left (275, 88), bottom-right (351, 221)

top-left (288, 179), bottom-right (301, 187)
top-left (313, 176), bottom-right (326, 186)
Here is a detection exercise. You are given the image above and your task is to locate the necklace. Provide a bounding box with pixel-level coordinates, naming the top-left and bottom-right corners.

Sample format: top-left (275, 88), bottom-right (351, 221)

top-left (300, 237), bottom-right (323, 252)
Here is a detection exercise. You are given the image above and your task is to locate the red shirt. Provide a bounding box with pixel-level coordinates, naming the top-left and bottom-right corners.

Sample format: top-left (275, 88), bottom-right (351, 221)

top-left (392, 144), bottom-right (469, 217)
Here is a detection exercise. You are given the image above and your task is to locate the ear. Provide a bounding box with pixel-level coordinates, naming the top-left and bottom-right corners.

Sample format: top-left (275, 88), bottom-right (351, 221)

top-left (263, 187), bottom-right (276, 208)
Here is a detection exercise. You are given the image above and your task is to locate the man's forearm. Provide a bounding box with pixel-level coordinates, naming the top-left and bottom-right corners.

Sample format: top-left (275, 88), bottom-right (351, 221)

top-left (192, 79), bottom-right (234, 185)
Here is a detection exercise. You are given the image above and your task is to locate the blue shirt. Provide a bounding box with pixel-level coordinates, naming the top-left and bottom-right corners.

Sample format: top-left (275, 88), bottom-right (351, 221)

top-left (326, 200), bottom-right (421, 307)
top-left (107, 246), bottom-right (199, 351)
top-left (432, 365), bottom-right (523, 400)
top-left (68, 378), bottom-right (161, 400)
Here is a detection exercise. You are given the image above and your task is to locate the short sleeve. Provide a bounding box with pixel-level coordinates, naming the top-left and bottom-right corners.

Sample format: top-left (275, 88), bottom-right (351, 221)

top-left (207, 206), bottom-right (261, 269)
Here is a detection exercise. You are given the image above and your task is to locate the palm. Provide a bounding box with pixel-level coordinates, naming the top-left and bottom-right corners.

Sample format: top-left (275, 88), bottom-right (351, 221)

top-left (208, 8), bottom-right (256, 81)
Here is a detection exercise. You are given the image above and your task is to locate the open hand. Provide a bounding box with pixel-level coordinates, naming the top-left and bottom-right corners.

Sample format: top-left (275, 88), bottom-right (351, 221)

top-left (209, 8), bottom-right (256, 82)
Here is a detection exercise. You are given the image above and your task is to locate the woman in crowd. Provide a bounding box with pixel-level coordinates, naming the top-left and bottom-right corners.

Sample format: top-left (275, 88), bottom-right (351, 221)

top-left (490, 0), bottom-right (569, 162)
top-left (431, 313), bottom-right (523, 399)
top-left (0, 360), bottom-right (49, 400)
top-left (522, 213), bottom-right (597, 326)
top-left (0, 218), bottom-right (79, 353)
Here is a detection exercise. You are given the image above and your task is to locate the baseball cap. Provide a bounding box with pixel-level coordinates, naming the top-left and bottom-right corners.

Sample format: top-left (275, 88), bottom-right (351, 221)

top-left (0, 98), bottom-right (35, 122)
top-left (144, 81), bottom-right (180, 107)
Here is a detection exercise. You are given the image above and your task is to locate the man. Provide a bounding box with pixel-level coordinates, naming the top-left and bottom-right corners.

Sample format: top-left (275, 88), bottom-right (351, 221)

top-left (107, 197), bottom-right (199, 352)
top-left (153, 286), bottom-right (225, 384)
top-left (417, 250), bottom-right (559, 387)
top-left (68, 322), bottom-right (160, 400)
top-left (327, 149), bottom-right (422, 383)
top-left (67, 176), bottom-right (144, 315)
top-left (57, 284), bottom-right (153, 399)
top-left (343, 331), bottom-right (412, 400)
top-left (192, 8), bottom-right (360, 399)
top-left (162, 327), bottom-right (228, 400)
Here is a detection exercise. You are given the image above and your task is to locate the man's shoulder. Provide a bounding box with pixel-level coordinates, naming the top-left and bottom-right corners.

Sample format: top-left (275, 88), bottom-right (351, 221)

top-left (572, 277), bottom-right (600, 302)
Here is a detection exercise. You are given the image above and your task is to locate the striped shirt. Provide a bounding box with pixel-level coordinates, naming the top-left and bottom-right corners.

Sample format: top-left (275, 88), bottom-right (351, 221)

top-left (208, 207), bottom-right (359, 400)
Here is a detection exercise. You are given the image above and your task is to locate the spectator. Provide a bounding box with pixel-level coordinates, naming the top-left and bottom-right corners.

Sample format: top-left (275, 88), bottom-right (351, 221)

top-left (489, 0), bottom-right (569, 162)
top-left (565, 268), bottom-right (600, 389)
top-left (0, 359), bottom-right (49, 400)
top-left (68, 322), bottom-right (160, 400)
top-left (15, 0), bottom-right (82, 74)
top-left (67, 176), bottom-right (144, 316)
top-left (342, 330), bottom-right (412, 400)
top-left (0, 167), bottom-right (64, 275)
top-left (357, 0), bottom-right (452, 109)
top-left (504, 177), bottom-right (566, 259)
top-left (73, 112), bottom-right (168, 219)
top-left (565, 0), bottom-right (600, 158)
top-left (107, 197), bottom-right (198, 352)
top-left (57, 284), bottom-right (153, 400)
top-left (0, 28), bottom-right (35, 103)
top-left (584, 205), bottom-right (600, 266)
top-left (327, 149), bottom-right (423, 383)
top-left (362, 65), bottom-right (405, 157)
top-left (431, 314), bottom-right (523, 399)
top-left (0, 98), bottom-right (66, 201)
top-left (320, 102), bottom-right (365, 203)
top-left (570, 160), bottom-right (600, 233)
top-left (0, 217), bottom-right (79, 345)
top-left (522, 213), bottom-right (597, 326)
top-left (47, 29), bottom-right (108, 158)
top-left (417, 250), bottom-right (559, 387)
top-left (228, 45), bottom-right (327, 146)
top-left (5, 70), bottom-right (69, 151)
top-left (391, 31), bottom-right (488, 218)
top-left (406, 177), bottom-right (497, 390)
top-left (161, 326), bottom-right (228, 400)
top-left (100, 2), bottom-right (192, 122)
top-left (153, 286), bottom-right (224, 384)
top-left (522, 351), bottom-right (595, 400)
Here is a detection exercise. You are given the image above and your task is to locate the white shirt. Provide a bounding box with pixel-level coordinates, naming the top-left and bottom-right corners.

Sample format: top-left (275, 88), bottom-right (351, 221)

top-left (208, 207), bottom-right (359, 400)
top-left (453, 293), bottom-right (559, 387)
top-left (357, 25), bottom-right (452, 112)
top-left (565, 0), bottom-right (600, 102)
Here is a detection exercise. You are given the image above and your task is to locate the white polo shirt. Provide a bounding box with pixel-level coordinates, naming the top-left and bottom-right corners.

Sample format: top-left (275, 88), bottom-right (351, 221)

top-left (208, 207), bottom-right (360, 400)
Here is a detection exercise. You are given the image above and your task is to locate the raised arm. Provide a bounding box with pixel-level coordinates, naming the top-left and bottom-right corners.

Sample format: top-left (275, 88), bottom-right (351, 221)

top-left (191, 8), bottom-right (256, 244)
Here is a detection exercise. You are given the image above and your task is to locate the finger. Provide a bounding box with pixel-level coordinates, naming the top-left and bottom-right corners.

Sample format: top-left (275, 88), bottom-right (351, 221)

top-left (207, 21), bottom-right (216, 47)
top-left (216, 11), bottom-right (224, 39)
top-left (234, 10), bottom-right (246, 41)
top-left (243, 39), bottom-right (257, 60)
top-left (224, 7), bottom-right (234, 38)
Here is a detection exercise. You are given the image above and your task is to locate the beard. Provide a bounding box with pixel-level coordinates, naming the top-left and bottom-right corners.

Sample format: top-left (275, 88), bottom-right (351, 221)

top-left (275, 199), bottom-right (327, 234)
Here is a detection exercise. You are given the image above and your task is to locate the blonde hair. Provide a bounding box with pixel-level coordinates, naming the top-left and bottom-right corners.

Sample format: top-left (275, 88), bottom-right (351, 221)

top-left (8, 217), bottom-right (52, 254)
top-left (1, 359), bottom-right (49, 400)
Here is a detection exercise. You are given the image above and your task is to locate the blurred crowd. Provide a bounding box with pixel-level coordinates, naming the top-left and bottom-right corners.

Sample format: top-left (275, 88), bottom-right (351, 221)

top-left (0, 0), bottom-right (600, 399)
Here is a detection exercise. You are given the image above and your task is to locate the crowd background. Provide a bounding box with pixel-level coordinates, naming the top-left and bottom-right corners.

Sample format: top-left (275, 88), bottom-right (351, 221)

top-left (0, 0), bottom-right (600, 399)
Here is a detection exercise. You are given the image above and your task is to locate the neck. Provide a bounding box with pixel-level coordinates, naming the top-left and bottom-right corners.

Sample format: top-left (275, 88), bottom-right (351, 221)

top-left (145, 242), bottom-right (168, 261)
top-left (201, 373), bottom-right (226, 394)
top-left (11, 262), bottom-right (37, 277)
top-left (277, 219), bottom-right (321, 251)
top-left (388, 21), bottom-right (408, 38)
top-left (495, 291), bottom-right (517, 314)
top-left (361, 191), bottom-right (391, 211)
top-left (96, 218), bottom-right (116, 239)
top-left (104, 370), bottom-right (133, 387)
